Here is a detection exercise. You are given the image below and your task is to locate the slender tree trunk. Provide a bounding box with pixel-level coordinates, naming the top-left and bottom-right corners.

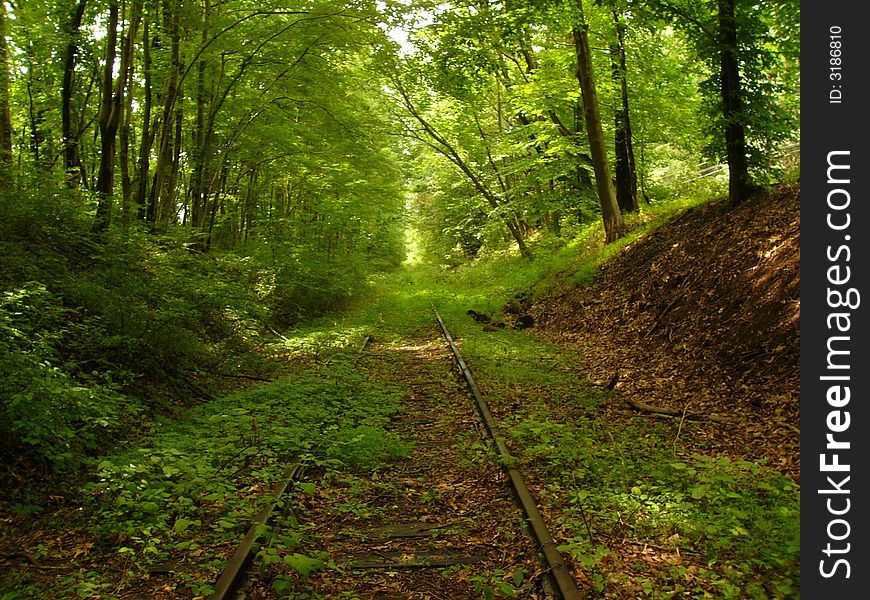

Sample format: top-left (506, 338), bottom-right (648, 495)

top-left (573, 0), bottom-right (625, 243)
top-left (62, 0), bottom-right (88, 187)
top-left (0, 5), bottom-right (14, 187)
top-left (242, 166), bottom-right (259, 245)
top-left (120, 94), bottom-right (134, 231)
top-left (135, 17), bottom-right (153, 220)
top-left (206, 165), bottom-right (228, 250)
top-left (718, 0), bottom-right (752, 206)
top-left (191, 0), bottom-right (211, 230)
top-left (93, 1), bottom-right (139, 233)
top-left (120, 3), bottom-right (143, 232)
top-left (92, 1), bottom-right (121, 233)
top-left (149, 0), bottom-right (181, 224)
top-left (610, 10), bottom-right (638, 213)
top-left (172, 93), bottom-right (183, 185)
top-left (26, 65), bottom-right (48, 171)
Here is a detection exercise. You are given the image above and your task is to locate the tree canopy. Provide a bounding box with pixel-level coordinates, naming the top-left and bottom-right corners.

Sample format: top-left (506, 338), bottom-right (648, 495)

top-left (0, 0), bottom-right (798, 261)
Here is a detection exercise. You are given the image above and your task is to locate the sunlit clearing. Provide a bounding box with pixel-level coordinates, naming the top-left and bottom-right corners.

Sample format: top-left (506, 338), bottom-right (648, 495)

top-left (403, 225), bottom-right (422, 265)
top-left (275, 325), bottom-right (369, 358)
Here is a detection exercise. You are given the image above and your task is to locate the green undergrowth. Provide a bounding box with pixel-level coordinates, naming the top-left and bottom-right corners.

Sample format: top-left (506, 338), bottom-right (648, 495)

top-left (0, 189), bottom-right (399, 491)
top-left (386, 217), bottom-right (800, 595)
top-left (205, 189), bottom-right (800, 599)
top-left (1, 346), bottom-right (409, 598)
top-left (435, 193), bottom-right (712, 309)
top-left (1, 189), bottom-right (798, 598)
top-left (283, 193), bottom-right (714, 345)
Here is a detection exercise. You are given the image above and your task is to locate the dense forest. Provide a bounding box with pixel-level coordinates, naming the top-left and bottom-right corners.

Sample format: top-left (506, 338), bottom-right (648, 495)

top-left (1, 0), bottom-right (799, 598)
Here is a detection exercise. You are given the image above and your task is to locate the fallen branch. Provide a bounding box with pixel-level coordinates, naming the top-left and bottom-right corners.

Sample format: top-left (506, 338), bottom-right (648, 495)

top-left (626, 399), bottom-right (738, 424)
top-left (267, 324), bottom-right (289, 341)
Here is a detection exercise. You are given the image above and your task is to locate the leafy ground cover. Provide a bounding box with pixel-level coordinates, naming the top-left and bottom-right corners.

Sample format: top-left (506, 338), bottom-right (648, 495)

top-left (445, 327), bottom-right (799, 598)
top-left (0, 340), bottom-right (408, 598)
top-left (243, 335), bottom-right (547, 599)
top-left (0, 188), bottom-right (394, 493)
top-left (528, 181), bottom-right (801, 480)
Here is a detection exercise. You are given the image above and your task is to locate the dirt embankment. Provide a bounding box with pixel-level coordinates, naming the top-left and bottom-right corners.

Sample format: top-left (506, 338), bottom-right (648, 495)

top-left (530, 183), bottom-right (800, 478)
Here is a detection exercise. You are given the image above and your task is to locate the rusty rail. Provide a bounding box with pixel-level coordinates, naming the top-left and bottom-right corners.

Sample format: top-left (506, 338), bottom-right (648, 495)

top-left (208, 333), bottom-right (373, 600)
top-left (434, 308), bottom-right (586, 600)
top-left (208, 464), bottom-right (303, 600)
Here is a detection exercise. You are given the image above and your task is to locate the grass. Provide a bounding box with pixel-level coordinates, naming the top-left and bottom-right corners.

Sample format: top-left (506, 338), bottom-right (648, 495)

top-left (427, 302), bottom-right (799, 598)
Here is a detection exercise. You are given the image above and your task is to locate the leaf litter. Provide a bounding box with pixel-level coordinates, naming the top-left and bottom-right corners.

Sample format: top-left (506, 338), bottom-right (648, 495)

top-left (530, 183), bottom-right (800, 480)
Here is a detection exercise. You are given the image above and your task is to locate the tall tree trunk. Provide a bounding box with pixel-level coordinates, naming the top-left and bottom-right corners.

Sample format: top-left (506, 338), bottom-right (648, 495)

top-left (206, 165), bottom-right (228, 250)
top-left (26, 65), bottom-right (48, 171)
top-left (120, 3), bottom-right (143, 231)
top-left (242, 166), bottom-right (259, 245)
top-left (148, 0), bottom-right (181, 224)
top-left (62, 0), bottom-right (88, 187)
top-left (0, 5), bottom-right (14, 188)
top-left (610, 10), bottom-right (638, 213)
top-left (93, 1), bottom-right (139, 233)
top-left (135, 17), bottom-right (153, 221)
top-left (573, 0), bottom-right (625, 243)
top-left (191, 0), bottom-right (211, 230)
top-left (92, 1), bottom-right (121, 233)
top-left (167, 91), bottom-right (184, 223)
top-left (718, 0), bottom-right (752, 206)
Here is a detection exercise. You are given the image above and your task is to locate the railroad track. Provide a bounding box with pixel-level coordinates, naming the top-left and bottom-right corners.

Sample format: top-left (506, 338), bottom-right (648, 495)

top-left (208, 313), bottom-right (584, 599)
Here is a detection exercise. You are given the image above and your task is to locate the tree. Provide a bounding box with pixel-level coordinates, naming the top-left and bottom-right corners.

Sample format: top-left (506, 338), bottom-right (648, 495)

top-left (91, 0), bottom-right (120, 232)
top-left (390, 67), bottom-right (534, 259)
top-left (61, 0), bottom-right (89, 188)
top-left (609, 6), bottom-right (638, 212)
top-left (92, 1), bottom-right (140, 232)
top-left (572, 0), bottom-right (625, 242)
top-left (646, 0), bottom-right (798, 206)
top-left (0, 0), bottom-right (796, 258)
top-left (0, 4), bottom-right (13, 186)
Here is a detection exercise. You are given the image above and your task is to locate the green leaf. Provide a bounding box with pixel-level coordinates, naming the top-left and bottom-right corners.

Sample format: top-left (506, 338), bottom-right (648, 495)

top-left (272, 575), bottom-right (295, 597)
top-left (173, 518), bottom-right (198, 533)
top-left (496, 581), bottom-right (517, 596)
top-left (690, 486), bottom-right (708, 500)
top-left (284, 553), bottom-right (326, 577)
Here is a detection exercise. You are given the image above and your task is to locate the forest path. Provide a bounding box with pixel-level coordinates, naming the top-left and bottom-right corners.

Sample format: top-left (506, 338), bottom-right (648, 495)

top-left (243, 330), bottom-right (555, 599)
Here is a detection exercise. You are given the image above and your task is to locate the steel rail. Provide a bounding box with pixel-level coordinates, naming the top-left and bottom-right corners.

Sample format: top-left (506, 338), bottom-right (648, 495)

top-left (434, 308), bottom-right (586, 600)
top-left (209, 333), bottom-right (373, 599)
top-left (208, 464), bottom-right (304, 600)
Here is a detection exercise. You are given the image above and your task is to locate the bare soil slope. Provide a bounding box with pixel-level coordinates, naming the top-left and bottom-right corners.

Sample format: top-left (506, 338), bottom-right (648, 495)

top-left (530, 182), bottom-right (800, 478)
